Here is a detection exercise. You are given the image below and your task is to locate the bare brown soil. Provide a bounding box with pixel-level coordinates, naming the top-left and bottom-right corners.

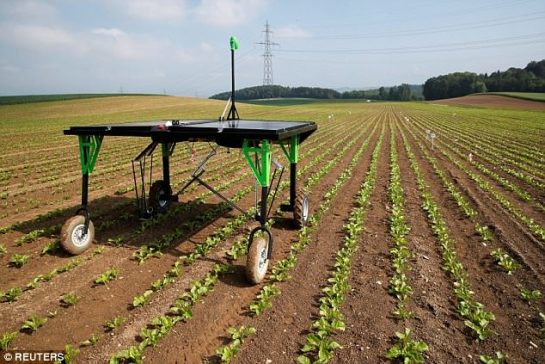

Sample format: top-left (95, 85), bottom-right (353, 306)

top-left (433, 94), bottom-right (545, 111)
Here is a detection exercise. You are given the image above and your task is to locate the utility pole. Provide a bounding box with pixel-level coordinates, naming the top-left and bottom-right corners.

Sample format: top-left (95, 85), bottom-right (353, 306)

top-left (257, 21), bottom-right (279, 86)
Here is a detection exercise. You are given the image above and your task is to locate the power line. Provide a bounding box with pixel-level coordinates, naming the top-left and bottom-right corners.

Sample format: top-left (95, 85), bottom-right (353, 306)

top-left (275, 32), bottom-right (545, 55)
top-left (306, 11), bottom-right (545, 40)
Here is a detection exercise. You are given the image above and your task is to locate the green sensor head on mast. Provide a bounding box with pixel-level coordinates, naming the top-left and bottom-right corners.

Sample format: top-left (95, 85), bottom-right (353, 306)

top-left (230, 36), bottom-right (239, 51)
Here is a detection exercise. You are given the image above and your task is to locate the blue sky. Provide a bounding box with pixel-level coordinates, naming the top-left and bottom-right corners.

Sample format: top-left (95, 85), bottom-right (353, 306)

top-left (1, 0), bottom-right (544, 96)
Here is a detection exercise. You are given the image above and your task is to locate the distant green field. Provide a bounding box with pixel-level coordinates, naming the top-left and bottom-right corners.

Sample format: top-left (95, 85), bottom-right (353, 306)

top-left (0, 93), bottom-right (164, 106)
top-left (486, 92), bottom-right (545, 102)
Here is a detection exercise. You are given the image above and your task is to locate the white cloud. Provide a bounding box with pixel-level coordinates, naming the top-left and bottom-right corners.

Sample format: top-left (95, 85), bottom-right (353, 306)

top-left (195, 0), bottom-right (268, 26)
top-left (92, 28), bottom-right (126, 38)
top-left (0, 23), bottom-right (79, 52)
top-left (0, 19), bottom-right (219, 65)
top-left (1, 65), bottom-right (21, 73)
top-left (275, 25), bottom-right (311, 39)
top-left (119, 0), bottom-right (187, 22)
top-left (89, 28), bottom-right (173, 60)
top-left (0, 0), bottom-right (59, 24)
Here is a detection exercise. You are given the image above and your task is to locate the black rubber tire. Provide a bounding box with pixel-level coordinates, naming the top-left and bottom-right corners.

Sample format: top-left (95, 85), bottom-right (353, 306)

top-left (293, 189), bottom-right (310, 228)
top-left (60, 215), bottom-right (94, 255)
top-left (149, 180), bottom-right (172, 214)
top-left (246, 236), bottom-right (269, 284)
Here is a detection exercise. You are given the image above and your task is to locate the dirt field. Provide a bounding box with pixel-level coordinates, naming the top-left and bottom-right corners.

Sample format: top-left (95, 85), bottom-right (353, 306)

top-left (0, 98), bottom-right (544, 363)
top-left (433, 94), bottom-right (545, 111)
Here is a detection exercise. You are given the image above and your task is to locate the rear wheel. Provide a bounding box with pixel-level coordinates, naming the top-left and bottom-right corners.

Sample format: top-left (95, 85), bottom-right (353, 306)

top-left (293, 189), bottom-right (309, 228)
top-left (60, 215), bottom-right (94, 255)
top-left (246, 236), bottom-right (270, 284)
top-left (149, 180), bottom-right (172, 214)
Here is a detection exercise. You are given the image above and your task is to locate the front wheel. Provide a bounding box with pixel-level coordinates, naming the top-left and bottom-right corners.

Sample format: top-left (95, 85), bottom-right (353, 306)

top-left (293, 189), bottom-right (310, 228)
top-left (149, 180), bottom-right (172, 214)
top-left (60, 215), bottom-right (95, 255)
top-left (246, 235), bottom-right (270, 285)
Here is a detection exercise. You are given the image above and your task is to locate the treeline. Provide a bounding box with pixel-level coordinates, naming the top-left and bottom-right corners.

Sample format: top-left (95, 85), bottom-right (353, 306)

top-left (210, 84), bottom-right (422, 101)
top-left (423, 59), bottom-right (545, 100)
top-left (210, 85), bottom-right (340, 100)
top-left (342, 84), bottom-right (422, 101)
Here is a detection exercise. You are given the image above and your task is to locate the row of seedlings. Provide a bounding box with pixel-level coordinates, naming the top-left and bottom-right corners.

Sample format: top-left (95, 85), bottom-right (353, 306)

top-left (385, 123), bottom-right (429, 363)
top-left (297, 123), bottom-right (385, 363)
top-left (397, 124), bottom-right (505, 359)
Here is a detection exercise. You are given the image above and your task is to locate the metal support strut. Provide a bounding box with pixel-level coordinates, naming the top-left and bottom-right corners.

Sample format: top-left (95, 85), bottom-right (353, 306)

top-left (280, 135), bottom-right (299, 211)
top-left (131, 141), bottom-right (158, 217)
top-left (162, 143), bottom-right (171, 189)
top-left (76, 135), bottom-right (103, 231)
top-left (176, 143), bottom-right (246, 215)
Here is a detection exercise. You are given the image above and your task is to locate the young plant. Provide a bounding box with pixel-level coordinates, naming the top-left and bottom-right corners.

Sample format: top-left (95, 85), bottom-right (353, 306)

top-left (64, 344), bottom-right (80, 364)
top-left (132, 290), bottom-right (153, 308)
top-left (298, 330), bottom-right (342, 364)
top-left (60, 292), bottom-right (79, 307)
top-left (464, 303), bottom-right (496, 341)
top-left (94, 267), bottom-right (120, 285)
top-left (0, 287), bottom-right (22, 303)
top-left (41, 240), bottom-right (61, 255)
top-left (9, 253), bottom-right (30, 268)
top-left (216, 326), bottom-right (256, 363)
top-left (0, 243), bottom-right (6, 255)
top-left (479, 351), bottom-right (508, 364)
top-left (104, 316), bottom-right (126, 331)
top-left (139, 328), bottom-right (161, 347)
top-left (133, 245), bottom-right (162, 264)
top-left (92, 246), bottom-right (105, 256)
top-left (249, 284), bottom-right (280, 316)
top-left (490, 248), bottom-right (519, 275)
top-left (393, 303), bottom-right (414, 320)
top-left (0, 331), bottom-right (18, 350)
top-left (519, 287), bottom-right (542, 303)
top-left (385, 328), bottom-right (428, 363)
top-left (475, 223), bottom-right (493, 242)
top-left (21, 314), bottom-right (48, 332)
top-left (107, 237), bottom-right (125, 247)
top-left (167, 261), bottom-right (182, 278)
top-left (110, 345), bottom-right (144, 364)
top-left (80, 333), bottom-right (100, 347)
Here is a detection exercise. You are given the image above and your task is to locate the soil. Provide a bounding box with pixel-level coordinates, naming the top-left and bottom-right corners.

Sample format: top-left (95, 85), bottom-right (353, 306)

top-left (1, 105), bottom-right (544, 364)
top-left (433, 94), bottom-right (545, 111)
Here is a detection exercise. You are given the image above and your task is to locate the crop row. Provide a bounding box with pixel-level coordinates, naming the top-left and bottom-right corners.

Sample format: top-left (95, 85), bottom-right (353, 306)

top-left (398, 123), bottom-right (501, 353)
top-left (298, 123), bottom-right (384, 364)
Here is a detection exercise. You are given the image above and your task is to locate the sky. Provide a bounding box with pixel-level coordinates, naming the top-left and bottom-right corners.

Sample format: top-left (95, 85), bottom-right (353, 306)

top-left (1, 0), bottom-right (544, 97)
